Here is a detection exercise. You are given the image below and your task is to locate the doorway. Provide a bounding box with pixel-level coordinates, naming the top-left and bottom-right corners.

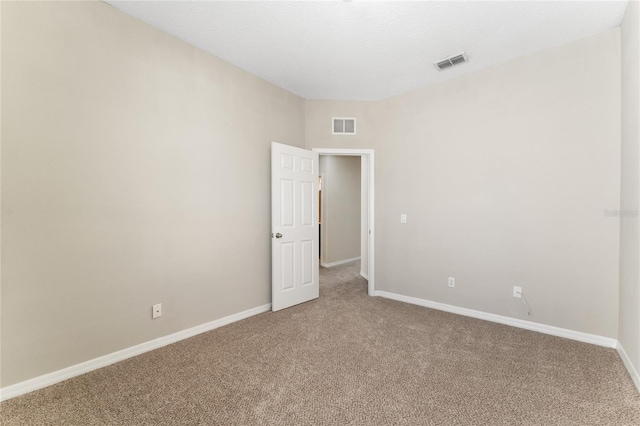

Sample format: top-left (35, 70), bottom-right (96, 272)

top-left (318, 156), bottom-right (362, 268)
top-left (313, 149), bottom-right (375, 296)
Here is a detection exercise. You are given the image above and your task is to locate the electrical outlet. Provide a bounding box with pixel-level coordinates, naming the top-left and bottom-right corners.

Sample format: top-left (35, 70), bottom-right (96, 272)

top-left (152, 303), bottom-right (162, 319)
top-left (513, 286), bottom-right (522, 299)
top-left (448, 277), bottom-right (455, 288)
top-left (400, 214), bottom-right (407, 224)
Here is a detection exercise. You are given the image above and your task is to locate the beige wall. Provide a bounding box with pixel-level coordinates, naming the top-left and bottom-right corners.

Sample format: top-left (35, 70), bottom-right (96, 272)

top-left (319, 156), bottom-right (361, 264)
top-left (620, 0), bottom-right (640, 373)
top-left (0, 1), bottom-right (305, 387)
top-left (306, 29), bottom-right (621, 338)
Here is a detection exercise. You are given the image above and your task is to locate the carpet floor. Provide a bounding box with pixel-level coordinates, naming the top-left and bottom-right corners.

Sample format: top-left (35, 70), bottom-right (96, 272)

top-left (2, 261), bottom-right (639, 425)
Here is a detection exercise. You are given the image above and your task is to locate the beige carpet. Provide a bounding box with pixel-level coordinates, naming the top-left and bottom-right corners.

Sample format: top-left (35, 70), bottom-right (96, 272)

top-left (2, 261), bottom-right (639, 425)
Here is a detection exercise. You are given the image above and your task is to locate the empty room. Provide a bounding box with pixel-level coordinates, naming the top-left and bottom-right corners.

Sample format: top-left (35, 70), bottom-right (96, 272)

top-left (1, 0), bottom-right (640, 424)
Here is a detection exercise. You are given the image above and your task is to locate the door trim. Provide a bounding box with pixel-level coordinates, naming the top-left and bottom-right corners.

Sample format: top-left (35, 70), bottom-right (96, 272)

top-left (318, 172), bottom-right (325, 263)
top-left (313, 148), bottom-right (375, 296)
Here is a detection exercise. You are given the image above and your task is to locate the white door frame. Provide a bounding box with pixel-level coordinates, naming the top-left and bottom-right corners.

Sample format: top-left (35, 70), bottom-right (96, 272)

top-left (313, 148), bottom-right (375, 296)
top-left (318, 172), bottom-right (325, 262)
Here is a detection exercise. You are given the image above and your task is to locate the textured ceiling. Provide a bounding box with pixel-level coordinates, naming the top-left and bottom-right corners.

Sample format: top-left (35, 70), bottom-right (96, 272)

top-left (106, 0), bottom-right (629, 101)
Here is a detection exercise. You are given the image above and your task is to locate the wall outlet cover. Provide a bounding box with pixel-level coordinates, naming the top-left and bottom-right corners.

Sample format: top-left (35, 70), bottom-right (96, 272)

top-left (152, 303), bottom-right (162, 319)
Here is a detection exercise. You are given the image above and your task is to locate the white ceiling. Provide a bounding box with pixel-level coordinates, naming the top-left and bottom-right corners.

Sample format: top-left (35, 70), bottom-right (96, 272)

top-left (106, 0), bottom-right (629, 101)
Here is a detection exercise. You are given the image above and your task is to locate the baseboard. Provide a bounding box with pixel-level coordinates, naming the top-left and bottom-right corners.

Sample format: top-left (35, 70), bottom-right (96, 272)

top-left (374, 291), bottom-right (617, 348)
top-left (617, 342), bottom-right (640, 392)
top-left (321, 256), bottom-right (361, 268)
top-left (360, 271), bottom-right (369, 280)
top-left (0, 303), bottom-right (272, 402)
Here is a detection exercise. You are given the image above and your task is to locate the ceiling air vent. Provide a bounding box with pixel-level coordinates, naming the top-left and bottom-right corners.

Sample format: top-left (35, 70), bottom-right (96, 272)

top-left (434, 52), bottom-right (469, 71)
top-left (332, 117), bottom-right (356, 135)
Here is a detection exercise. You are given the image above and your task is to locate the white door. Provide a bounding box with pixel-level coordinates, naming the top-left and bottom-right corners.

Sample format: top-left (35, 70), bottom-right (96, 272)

top-left (271, 142), bottom-right (319, 311)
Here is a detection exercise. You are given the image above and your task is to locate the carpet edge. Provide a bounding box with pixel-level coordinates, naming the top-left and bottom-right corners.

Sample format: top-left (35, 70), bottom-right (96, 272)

top-left (0, 303), bottom-right (272, 402)
top-left (373, 290), bottom-right (617, 348)
top-left (617, 342), bottom-right (640, 393)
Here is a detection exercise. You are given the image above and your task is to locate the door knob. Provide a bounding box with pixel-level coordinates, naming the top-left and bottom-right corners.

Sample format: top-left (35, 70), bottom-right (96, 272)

top-left (275, 233), bottom-right (283, 239)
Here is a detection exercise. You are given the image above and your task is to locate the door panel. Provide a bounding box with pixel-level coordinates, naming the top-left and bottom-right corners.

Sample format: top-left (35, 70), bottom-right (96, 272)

top-left (271, 142), bottom-right (319, 311)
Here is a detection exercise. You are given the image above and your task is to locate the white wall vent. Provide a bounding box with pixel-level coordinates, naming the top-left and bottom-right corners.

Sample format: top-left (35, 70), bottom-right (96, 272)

top-left (434, 52), bottom-right (469, 71)
top-left (332, 117), bottom-right (356, 135)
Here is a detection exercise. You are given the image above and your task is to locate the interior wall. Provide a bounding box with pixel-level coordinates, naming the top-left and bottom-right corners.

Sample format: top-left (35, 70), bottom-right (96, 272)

top-left (319, 156), bottom-right (361, 265)
top-left (620, 0), bottom-right (640, 374)
top-left (306, 29), bottom-right (621, 338)
top-left (1, 1), bottom-right (305, 387)
top-left (361, 156), bottom-right (369, 278)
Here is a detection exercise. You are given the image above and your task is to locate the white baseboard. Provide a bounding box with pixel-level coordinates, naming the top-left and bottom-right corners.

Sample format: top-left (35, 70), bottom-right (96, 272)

top-left (360, 271), bottom-right (369, 280)
top-left (617, 342), bottom-right (640, 392)
top-left (4, 293), bottom-right (636, 401)
top-left (0, 303), bottom-right (271, 402)
top-left (321, 256), bottom-right (361, 268)
top-left (374, 290), bottom-right (617, 348)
